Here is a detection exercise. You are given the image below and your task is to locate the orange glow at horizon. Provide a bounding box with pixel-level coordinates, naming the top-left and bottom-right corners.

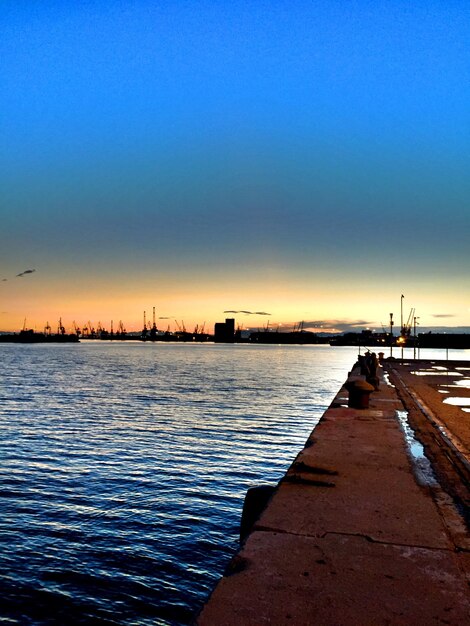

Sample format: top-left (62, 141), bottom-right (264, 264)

top-left (1, 267), bottom-right (469, 334)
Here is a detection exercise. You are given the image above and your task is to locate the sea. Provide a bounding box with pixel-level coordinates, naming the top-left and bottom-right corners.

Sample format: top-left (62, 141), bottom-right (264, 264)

top-left (0, 342), bottom-right (467, 625)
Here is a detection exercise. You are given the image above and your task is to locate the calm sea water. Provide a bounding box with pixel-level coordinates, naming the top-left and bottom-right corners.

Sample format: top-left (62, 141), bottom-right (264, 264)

top-left (0, 342), bottom-right (467, 624)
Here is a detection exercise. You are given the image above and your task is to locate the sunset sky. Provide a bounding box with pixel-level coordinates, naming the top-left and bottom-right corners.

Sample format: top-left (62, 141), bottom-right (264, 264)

top-left (2, 1), bottom-right (469, 333)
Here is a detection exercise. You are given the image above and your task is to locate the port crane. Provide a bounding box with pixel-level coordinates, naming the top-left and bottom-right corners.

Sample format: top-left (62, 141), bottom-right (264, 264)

top-left (142, 311), bottom-right (148, 339)
top-left (401, 308), bottom-right (416, 340)
top-left (192, 322), bottom-right (206, 336)
top-left (174, 320), bottom-right (186, 333)
top-left (152, 307), bottom-right (157, 331)
top-left (150, 307), bottom-right (158, 339)
top-left (57, 318), bottom-right (66, 335)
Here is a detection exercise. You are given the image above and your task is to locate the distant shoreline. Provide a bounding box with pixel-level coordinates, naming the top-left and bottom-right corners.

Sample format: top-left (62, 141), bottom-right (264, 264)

top-left (1, 329), bottom-right (470, 349)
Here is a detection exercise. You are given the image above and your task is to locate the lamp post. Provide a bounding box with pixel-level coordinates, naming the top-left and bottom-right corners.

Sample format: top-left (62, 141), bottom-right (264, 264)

top-left (413, 316), bottom-right (419, 360)
top-left (389, 313), bottom-right (394, 357)
top-left (400, 294), bottom-right (404, 359)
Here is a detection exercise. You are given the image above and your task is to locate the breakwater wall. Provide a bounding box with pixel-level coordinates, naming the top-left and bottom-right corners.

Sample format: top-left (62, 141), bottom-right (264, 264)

top-left (197, 362), bottom-right (469, 625)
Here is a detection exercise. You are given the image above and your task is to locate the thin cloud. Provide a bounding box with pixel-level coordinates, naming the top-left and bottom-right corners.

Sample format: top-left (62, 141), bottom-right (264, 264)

top-left (16, 269), bottom-right (36, 277)
top-left (296, 319), bottom-right (375, 333)
top-left (223, 310), bottom-right (272, 316)
top-left (158, 316), bottom-right (171, 320)
top-left (432, 314), bottom-right (455, 318)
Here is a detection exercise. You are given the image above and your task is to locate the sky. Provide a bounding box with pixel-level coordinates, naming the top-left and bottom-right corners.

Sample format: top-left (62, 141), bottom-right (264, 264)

top-left (1, 0), bottom-right (469, 333)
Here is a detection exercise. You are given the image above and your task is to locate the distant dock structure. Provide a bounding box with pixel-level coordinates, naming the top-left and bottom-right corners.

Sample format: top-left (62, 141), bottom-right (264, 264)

top-left (214, 318), bottom-right (235, 343)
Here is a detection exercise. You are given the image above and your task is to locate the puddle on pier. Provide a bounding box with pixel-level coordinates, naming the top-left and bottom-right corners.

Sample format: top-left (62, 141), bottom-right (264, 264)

top-left (438, 377), bottom-right (470, 399)
top-left (443, 397), bottom-right (470, 408)
top-left (383, 372), bottom-right (394, 387)
top-left (441, 379), bottom-right (470, 389)
top-left (411, 370), bottom-right (463, 377)
top-left (410, 364), bottom-right (466, 378)
top-left (396, 410), bottom-right (438, 486)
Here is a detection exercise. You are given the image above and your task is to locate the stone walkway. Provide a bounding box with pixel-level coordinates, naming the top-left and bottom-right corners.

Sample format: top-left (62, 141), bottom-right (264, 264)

top-left (197, 364), bottom-right (469, 625)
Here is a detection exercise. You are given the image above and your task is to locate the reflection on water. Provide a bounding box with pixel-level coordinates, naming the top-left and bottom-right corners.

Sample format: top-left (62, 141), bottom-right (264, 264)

top-left (0, 343), bottom-right (355, 625)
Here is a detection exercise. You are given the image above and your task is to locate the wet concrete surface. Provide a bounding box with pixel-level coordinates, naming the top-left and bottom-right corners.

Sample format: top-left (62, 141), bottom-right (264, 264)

top-left (197, 361), bottom-right (470, 625)
top-left (385, 360), bottom-right (470, 532)
top-left (387, 360), bottom-right (470, 452)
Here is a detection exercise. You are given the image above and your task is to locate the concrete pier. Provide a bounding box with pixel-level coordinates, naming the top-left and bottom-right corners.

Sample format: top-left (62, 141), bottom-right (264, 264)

top-left (197, 361), bottom-right (469, 625)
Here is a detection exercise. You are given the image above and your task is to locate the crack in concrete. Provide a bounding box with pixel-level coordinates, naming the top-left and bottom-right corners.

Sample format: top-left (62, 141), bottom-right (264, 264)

top-left (251, 525), bottom-right (462, 553)
top-left (289, 461), bottom-right (339, 476)
top-left (282, 474), bottom-right (336, 487)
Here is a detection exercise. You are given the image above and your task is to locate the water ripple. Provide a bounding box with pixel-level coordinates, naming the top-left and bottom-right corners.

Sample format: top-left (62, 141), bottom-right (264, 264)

top-left (0, 342), bottom-right (358, 624)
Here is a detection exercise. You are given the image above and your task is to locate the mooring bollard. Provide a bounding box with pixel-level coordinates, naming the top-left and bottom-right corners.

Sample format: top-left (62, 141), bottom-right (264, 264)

top-left (345, 379), bottom-right (375, 409)
top-left (240, 485), bottom-right (276, 543)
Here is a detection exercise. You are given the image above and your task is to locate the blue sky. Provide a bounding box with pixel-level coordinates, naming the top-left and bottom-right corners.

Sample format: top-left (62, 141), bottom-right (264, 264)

top-left (1, 1), bottom-right (469, 331)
